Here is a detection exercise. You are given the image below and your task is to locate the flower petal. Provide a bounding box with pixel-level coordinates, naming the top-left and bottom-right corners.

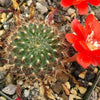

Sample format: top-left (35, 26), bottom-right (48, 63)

top-left (71, 19), bottom-right (86, 40)
top-left (77, 52), bottom-right (92, 69)
top-left (80, 41), bottom-right (91, 51)
top-left (73, 42), bottom-right (85, 52)
top-left (77, 1), bottom-right (88, 15)
top-left (15, 98), bottom-right (22, 100)
top-left (94, 56), bottom-right (100, 66)
top-left (85, 14), bottom-right (100, 41)
top-left (65, 33), bottom-right (79, 43)
top-left (65, 34), bottom-right (88, 52)
top-left (88, 0), bottom-right (100, 6)
top-left (73, 0), bottom-right (83, 5)
top-left (61, 0), bottom-right (73, 7)
top-left (91, 49), bottom-right (100, 57)
top-left (92, 59), bottom-right (97, 66)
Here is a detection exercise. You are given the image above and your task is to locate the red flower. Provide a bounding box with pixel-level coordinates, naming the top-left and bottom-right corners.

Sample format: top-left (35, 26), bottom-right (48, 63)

top-left (61, 0), bottom-right (100, 15)
top-left (15, 97), bottom-right (22, 100)
top-left (65, 14), bottom-right (100, 68)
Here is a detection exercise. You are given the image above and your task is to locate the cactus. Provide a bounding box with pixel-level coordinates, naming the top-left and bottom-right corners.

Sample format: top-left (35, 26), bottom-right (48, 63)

top-left (8, 23), bottom-right (60, 74)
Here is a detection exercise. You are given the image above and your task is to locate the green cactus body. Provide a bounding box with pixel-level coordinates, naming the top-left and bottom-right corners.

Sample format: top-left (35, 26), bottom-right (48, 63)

top-left (8, 23), bottom-right (60, 73)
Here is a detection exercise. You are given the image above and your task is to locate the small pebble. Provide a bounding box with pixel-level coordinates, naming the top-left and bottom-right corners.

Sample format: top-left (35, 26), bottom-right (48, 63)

top-left (88, 82), bottom-right (93, 86)
top-left (37, 0), bottom-right (46, 1)
top-left (0, 71), bottom-right (4, 80)
top-left (1, 13), bottom-right (7, 23)
top-left (0, 0), bottom-right (12, 8)
top-left (24, 89), bottom-right (30, 98)
top-left (2, 84), bottom-right (16, 95)
top-left (32, 88), bottom-right (39, 97)
top-left (69, 94), bottom-right (81, 100)
top-left (79, 70), bottom-right (87, 79)
top-left (95, 87), bottom-right (99, 93)
top-left (69, 94), bottom-right (74, 100)
top-left (0, 30), bottom-right (5, 36)
top-left (78, 86), bottom-right (87, 94)
top-left (71, 13), bottom-right (76, 19)
top-left (65, 82), bottom-right (70, 90)
top-left (27, 0), bottom-right (32, 6)
top-left (3, 23), bottom-right (9, 30)
top-left (65, 16), bottom-right (71, 22)
top-left (90, 11), bottom-right (95, 15)
top-left (36, 2), bottom-right (48, 14)
top-left (17, 80), bottom-right (23, 85)
top-left (95, 10), bottom-right (100, 20)
top-left (70, 88), bottom-right (77, 95)
top-left (90, 90), bottom-right (97, 100)
top-left (67, 8), bottom-right (75, 15)
top-left (34, 82), bottom-right (39, 88)
top-left (93, 68), bottom-right (98, 73)
top-left (0, 67), bottom-right (4, 71)
top-left (0, 96), bottom-right (6, 100)
top-left (40, 86), bottom-right (44, 96)
top-left (6, 73), bottom-right (13, 84)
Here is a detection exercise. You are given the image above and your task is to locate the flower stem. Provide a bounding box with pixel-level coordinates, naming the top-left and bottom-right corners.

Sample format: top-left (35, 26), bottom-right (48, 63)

top-left (83, 71), bottom-right (100, 100)
top-left (66, 53), bottom-right (78, 63)
top-left (47, 4), bottom-right (61, 23)
top-left (0, 91), bottom-right (14, 100)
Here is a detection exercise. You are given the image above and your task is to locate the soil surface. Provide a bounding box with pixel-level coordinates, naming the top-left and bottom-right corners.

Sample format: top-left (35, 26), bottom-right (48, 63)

top-left (0, 0), bottom-right (100, 100)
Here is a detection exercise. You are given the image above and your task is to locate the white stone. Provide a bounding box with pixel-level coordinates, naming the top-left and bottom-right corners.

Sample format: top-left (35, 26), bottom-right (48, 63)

top-left (2, 84), bottom-right (16, 95)
top-left (36, 2), bottom-right (48, 14)
top-left (68, 8), bottom-right (75, 15)
top-left (65, 82), bottom-right (70, 89)
top-left (18, 80), bottom-right (23, 85)
top-left (24, 89), bottom-right (30, 97)
top-left (27, 0), bottom-right (32, 6)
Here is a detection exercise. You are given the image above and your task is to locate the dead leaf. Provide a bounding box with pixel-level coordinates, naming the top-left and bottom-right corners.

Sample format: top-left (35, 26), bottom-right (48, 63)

top-left (6, 73), bottom-right (13, 84)
top-left (44, 85), bottom-right (55, 100)
top-left (52, 82), bottom-right (63, 94)
top-left (40, 86), bottom-right (45, 96)
top-left (16, 84), bottom-right (22, 98)
top-left (0, 42), bottom-right (3, 47)
top-left (29, 3), bottom-right (34, 19)
top-left (0, 30), bottom-right (5, 36)
top-left (1, 13), bottom-right (7, 23)
top-left (46, 90), bottom-right (55, 100)
top-left (14, 14), bottom-right (21, 25)
top-left (56, 70), bottom-right (69, 82)
top-left (45, 5), bottom-right (61, 25)
top-left (11, 0), bottom-right (19, 10)
top-left (62, 84), bottom-right (70, 95)
top-left (62, 70), bottom-right (80, 85)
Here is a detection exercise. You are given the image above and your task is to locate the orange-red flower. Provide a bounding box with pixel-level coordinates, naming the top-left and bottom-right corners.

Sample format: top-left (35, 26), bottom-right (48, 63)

top-left (15, 98), bottom-right (22, 100)
top-left (61, 0), bottom-right (100, 15)
top-left (65, 14), bottom-right (100, 69)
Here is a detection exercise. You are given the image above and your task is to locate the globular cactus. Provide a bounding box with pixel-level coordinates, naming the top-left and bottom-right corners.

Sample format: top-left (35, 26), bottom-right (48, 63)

top-left (7, 23), bottom-right (61, 74)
